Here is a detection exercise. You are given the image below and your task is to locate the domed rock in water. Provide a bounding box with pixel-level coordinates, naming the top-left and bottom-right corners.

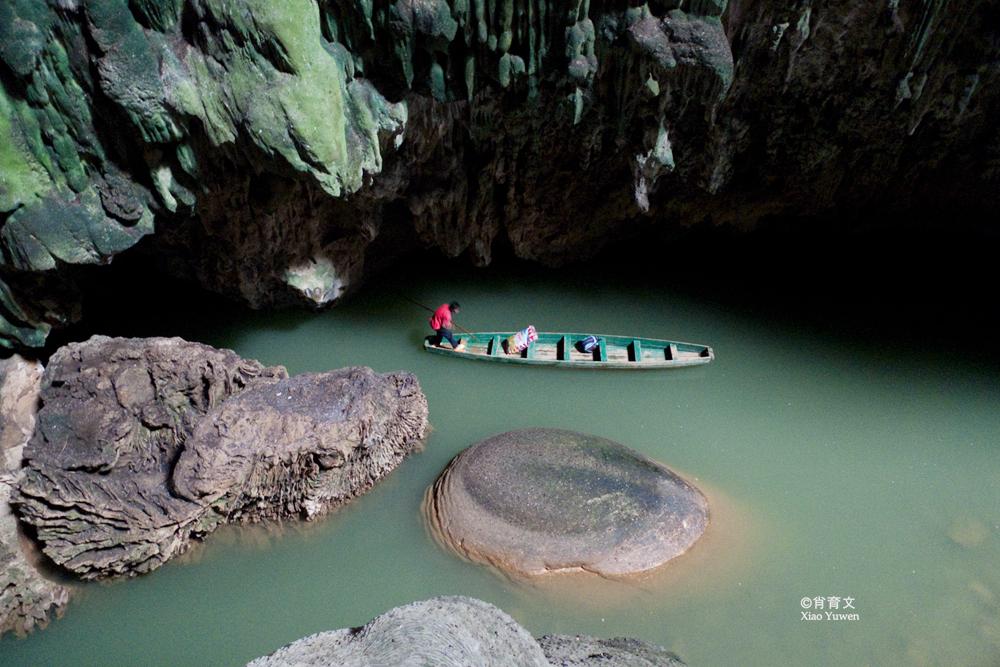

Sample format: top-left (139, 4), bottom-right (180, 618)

top-left (426, 428), bottom-right (709, 577)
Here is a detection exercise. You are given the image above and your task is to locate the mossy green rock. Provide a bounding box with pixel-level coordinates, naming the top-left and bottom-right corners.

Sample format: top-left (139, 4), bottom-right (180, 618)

top-left (427, 428), bottom-right (709, 577)
top-left (0, 0), bottom-right (731, 350)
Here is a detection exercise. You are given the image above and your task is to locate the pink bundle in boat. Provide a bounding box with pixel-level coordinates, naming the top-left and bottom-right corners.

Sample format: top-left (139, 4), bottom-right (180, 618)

top-left (505, 325), bottom-right (538, 354)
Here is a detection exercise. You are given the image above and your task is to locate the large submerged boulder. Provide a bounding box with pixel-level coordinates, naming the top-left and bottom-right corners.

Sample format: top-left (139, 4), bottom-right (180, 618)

top-left (0, 355), bottom-right (70, 638)
top-left (13, 336), bottom-right (427, 579)
top-left (247, 596), bottom-right (685, 667)
top-left (426, 428), bottom-right (709, 577)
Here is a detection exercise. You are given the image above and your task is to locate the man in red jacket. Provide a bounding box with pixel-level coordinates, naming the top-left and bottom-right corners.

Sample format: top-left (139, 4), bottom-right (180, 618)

top-left (429, 301), bottom-right (465, 350)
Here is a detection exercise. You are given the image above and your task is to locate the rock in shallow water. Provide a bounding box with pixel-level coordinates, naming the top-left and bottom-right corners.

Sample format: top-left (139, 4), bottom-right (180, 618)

top-left (426, 428), bottom-right (709, 577)
top-left (14, 336), bottom-right (427, 579)
top-left (247, 596), bottom-right (684, 667)
top-left (248, 596), bottom-right (549, 667)
top-left (172, 368), bottom-right (429, 522)
top-left (538, 634), bottom-right (687, 667)
top-left (14, 336), bottom-right (285, 579)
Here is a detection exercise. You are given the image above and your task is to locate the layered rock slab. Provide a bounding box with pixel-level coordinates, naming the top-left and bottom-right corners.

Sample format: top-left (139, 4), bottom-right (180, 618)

top-left (426, 428), bottom-right (709, 577)
top-left (14, 336), bottom-right (286, 579)
top-left (14, 336), bottom-right (428, 580)
top-left (0, 355), bottom-right (70, 637)
top-left (172, 367), bottom-right (429, 522)
top-left (247, 596), bottom-right (685, 667)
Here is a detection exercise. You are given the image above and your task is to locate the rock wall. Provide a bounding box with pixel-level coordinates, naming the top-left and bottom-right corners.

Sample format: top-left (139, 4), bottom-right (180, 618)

top-left (1, 1), bottom-right (997, 349)
top-left (0, 355), bottom-right (70, 638)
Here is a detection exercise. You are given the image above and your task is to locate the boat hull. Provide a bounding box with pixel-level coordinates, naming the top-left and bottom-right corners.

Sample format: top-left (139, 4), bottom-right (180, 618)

top-left (422, 332), bottom-right (714, 369)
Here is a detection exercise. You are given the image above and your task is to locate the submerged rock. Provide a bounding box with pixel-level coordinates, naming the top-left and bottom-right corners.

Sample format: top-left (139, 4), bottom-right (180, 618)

top-left (0, 355), bottom-right (70, 637)
top-left (247, 596), bottom-right (683, 667)
top-left (426, 428), bottom-right (709, 577)
top-left (14, 336), bottom-right (427, 579)
top-left (948, 518), bottom-right (990, 549)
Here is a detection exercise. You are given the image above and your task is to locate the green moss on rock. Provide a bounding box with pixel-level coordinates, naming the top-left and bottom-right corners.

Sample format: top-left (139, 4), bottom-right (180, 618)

top-left (0, 87), bottom-right (51, 214)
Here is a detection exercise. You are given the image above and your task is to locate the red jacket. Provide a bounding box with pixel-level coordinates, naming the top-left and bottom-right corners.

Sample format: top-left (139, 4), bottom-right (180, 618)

top-left (429, 304), bottom-right (452, 330)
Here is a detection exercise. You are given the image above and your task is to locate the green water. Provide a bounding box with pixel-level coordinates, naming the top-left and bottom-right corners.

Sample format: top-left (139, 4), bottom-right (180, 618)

top-left (3, 255), bottom-right (1000, 666)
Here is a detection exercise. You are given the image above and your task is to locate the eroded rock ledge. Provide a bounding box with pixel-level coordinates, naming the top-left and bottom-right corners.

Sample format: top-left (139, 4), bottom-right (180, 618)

top-left (247, 596), bottom-right (686, 667)
top-left (0, 355), bottom-right (69, 638)
top-left (12, 336), bottom-right (428, 580)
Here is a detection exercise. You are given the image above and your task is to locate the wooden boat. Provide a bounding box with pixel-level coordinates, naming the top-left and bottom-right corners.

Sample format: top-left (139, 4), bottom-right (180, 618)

top-left (423, 332), bottom-right (714, 369)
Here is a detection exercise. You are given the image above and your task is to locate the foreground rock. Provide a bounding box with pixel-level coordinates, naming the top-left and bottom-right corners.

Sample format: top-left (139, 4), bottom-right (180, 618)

top-left (247, 596), bottom-right (684, 667)
top-left (538, 635), bottom-right (686, 667)
top-left (0, 356), bottom-right (70, 637)
top-left (172, 367), bottom-right (429, 522)
top-left (14, 337), bottom-right (427, 579)
top-left (427, 429), bottom-right (709, 577)
top-left (14, 337), bottom-right (284, 578)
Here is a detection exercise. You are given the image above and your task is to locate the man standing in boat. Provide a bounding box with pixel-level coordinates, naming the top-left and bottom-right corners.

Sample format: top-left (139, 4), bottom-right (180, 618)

top-left (430, 301), bottom-right (466, 351)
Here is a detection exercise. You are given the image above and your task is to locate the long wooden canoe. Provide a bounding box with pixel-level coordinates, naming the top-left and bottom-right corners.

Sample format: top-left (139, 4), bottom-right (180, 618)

top-left (423, 332), bottom-right (714, 369)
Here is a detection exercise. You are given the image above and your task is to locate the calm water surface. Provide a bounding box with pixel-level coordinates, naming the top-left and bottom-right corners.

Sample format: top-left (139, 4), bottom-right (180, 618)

top-left (3, 258), bottom-right (999, 666)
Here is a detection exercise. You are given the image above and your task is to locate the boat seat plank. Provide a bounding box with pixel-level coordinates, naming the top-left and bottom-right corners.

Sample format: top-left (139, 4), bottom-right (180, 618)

top-left (630, 339), bottom-right (642, 362)
top-left (667, 344), bottom-right (678, 361)
top-left (598, 339), bottom-right (608, 363)
top-left (489, 335), bottom-right (501, 357)
top-left (560, 336), bottom-right (571, 361)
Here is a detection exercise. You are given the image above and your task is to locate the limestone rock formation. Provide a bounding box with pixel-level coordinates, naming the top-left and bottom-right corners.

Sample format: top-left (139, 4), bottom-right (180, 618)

top-left (538, 634), bottom-right (687, 667)
top-left (13, 336), bottom-right (427, 579)
top-left (2, 1), bottom-right (998, 349)
top-left (0, 355), bottom-right (43, 455)
top-left (247, 596), bottom-right (685, 667)
top-left (0, 355), bottom-right (70, 638)
top-left (14, 336), bottom-right (286, 578)
top-left (426, 428), bottom-right (709, 577)
top-left (172, 367), bottom-right (430, 522)
top-left (248, 596), bottom-right (550, 667)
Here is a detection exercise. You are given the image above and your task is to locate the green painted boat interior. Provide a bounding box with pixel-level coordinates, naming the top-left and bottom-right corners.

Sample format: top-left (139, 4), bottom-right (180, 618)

top-left (425, 332), bottom-right (712, 367)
